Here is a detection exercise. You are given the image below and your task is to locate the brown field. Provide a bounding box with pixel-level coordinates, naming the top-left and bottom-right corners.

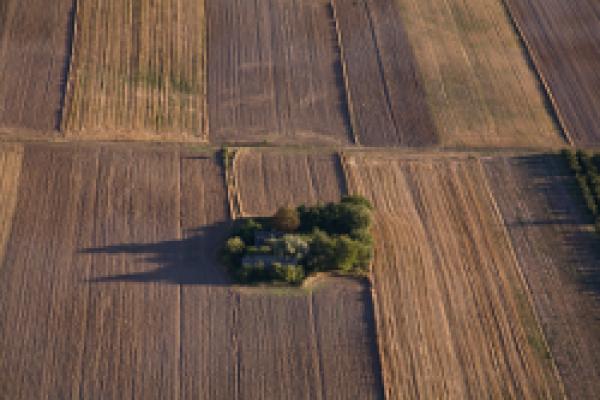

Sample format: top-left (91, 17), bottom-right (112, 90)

top-left (332, 0), bottom-right (437, 146)
top-left (391, 0), bottom-right (562, 147)
top-left (484, 154), bottom-right (600, 398)
top-left (0, 0), bottom-right (73, 132)
top-left (343, 154), bottom-right (563, 399)
top-left (207, 0), bottom-right (351, 145)
top-left (62, 0), bottom-right (205, 140)
top-left (233, 148), bottom-right (347, 216)
top-left (504, 0), bottom-right (600, 145)
top-left (0, 145), bottom-right (22, 263)
top-left (0, 144), bottom-right (383, 399)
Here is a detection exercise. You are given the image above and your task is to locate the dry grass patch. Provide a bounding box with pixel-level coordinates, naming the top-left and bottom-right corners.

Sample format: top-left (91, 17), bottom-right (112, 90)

top-left (393, 0), bottom-right (563, 147)
top-left (0, 144), bottom-right (23, 263)
top-left (344, 154), bottom-right (563, 399)
top-left (63, 0), bottom-right (205, 140)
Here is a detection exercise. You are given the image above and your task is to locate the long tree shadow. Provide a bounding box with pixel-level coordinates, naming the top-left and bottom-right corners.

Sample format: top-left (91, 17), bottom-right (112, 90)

top-left (81, 220), bottom-right (233, 286)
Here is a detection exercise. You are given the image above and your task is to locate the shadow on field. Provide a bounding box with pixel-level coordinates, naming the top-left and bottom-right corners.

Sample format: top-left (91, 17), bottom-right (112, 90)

top-left (81, 221), bottom-right (233, 286)
top-left (509, 154), bottom-right (600, 297)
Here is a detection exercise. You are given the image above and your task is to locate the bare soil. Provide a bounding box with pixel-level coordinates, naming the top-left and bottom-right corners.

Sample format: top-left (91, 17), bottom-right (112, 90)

top-left (207, 0), bottom-right (352, 145)
top-left (0, 0), bottom-right (73, 132)
top-left (504, 0), bottom-right (600, 145)
top-left (483, 154), bottom-right (600, 399)
top-left (332, 0), bottom-right (437, 146)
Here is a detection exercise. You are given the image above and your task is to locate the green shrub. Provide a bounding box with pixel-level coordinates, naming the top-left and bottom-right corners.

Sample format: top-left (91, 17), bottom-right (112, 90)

top-left (272, 207), bottom-right (301, 233)
top-left (233, 218), bottom-right (263, 245)
top-left (273, 263), bottom-right (305, 284)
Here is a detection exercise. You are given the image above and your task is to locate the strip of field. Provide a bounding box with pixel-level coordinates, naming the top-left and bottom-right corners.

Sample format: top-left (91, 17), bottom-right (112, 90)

top-left (233, 149), bottom-right (347, 216)
top-left (63, 0), bottom-right (205, 140)
top-left (504, 0), bottom-right (600, 145)
top-left (332, 0), bottom-right (437, 146)
top-left (390, 0), bottom-right (561, 147)
top-left (231, 149), bottom-right (384, 398)
top-left (0, 0), bottom-right (73, 132)
top-left (207, 0), bottom-right (351, 145)
top-left (0, 145), bottom-right (23, 265)
top-left (484, 155), bottom-right (600, 398)
top-left (344, 154), bottom-right (562, 399)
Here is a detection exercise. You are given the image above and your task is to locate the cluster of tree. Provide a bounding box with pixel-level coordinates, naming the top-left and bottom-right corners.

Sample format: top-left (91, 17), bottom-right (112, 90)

top-left (220, 195), bottom-right (374, 285)
top-left (563, 149), bottom-right (600, 233)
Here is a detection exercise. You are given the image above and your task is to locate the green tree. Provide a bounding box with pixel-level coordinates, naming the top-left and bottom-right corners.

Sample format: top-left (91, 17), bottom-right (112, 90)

top-left (273, 207), bottom-right (301, 233)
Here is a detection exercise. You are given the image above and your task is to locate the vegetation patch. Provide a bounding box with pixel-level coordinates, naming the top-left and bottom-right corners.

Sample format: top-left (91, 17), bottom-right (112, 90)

top-left (220, 196), bottom-right (374, 285)
top-left (562, 149), bottom-right (600, 233)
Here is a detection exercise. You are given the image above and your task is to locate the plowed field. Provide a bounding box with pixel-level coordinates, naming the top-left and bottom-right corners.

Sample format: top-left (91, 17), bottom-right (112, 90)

top-left (233, 149), bottom-right (346, 216)
top-left (332, 0), bottom-right (437, 146)
top-left (504, 0), bottom-right (600, 145)
top-left (484, 154), bottom-right (600, 398)
top-left (392, 0), bottom-right (562, 147)
top-left (63, 0), bottom-right (205, 140)
top-left (0, 0), bottom-right (73, 132)
top-left (207, 0), bottom-right (351, 145)
top-left (0, 144), bottom-right (384, 399)
top-left (343, 154), bottom-right (563, 399)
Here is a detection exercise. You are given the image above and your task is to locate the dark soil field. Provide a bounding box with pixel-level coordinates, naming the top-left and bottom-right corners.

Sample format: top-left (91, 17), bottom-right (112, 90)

top-left (505, 0), bottom-right (600, 145)
top-left (207, 0), bottom-right (352, 145)
top-left (484, 154), bottom-right (600, 398)
top-left (332, 0), bottom-right (437, 146)
top-left (0, 0), bottom-right (74, 132)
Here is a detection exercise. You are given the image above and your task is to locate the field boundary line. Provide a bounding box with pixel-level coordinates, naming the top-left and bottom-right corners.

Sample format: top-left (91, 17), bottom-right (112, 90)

top-left (477, 158), bottom-right (567, 399)
top-left (499, 0), bottom-right (573, 146)
top-left (202, 0), bottom-right (209, 141)
top-left (330, 0), bottom-right (360, 145)
top-left (58, 0), bottom-right (80, 134)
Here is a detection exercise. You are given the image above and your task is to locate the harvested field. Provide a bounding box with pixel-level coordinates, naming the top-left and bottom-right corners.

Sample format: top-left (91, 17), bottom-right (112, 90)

top-left (0, 0), bottom-right (73, 132)
top-left (332, 0), bottom-right (437, 146)
top-left (504, 0), bottom-right (600, 145)
top-left (63, 0), bottom-right (205, 140)
top-left (233, 149), bottom-right (347, 216)
top-left (391, 0), bottom-right (562, 147)
top-left (0, 144), bottom-right (383, 399)
top-left (0, 145), bottom-right (23, 264)
top-left (344, 154), bottom-right (563, 399)
top-left (484, 155), bottom-right (600, 399)
top-left (207, 0), bottom-right (351, 145)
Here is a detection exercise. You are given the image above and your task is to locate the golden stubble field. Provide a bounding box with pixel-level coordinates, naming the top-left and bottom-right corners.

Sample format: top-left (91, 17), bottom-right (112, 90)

top-left (63, 0), bottom-right (206, 140)
top-left (391, 0), bottom-right (563, 147)
top-left (343, 153), bottom-right (563, 399)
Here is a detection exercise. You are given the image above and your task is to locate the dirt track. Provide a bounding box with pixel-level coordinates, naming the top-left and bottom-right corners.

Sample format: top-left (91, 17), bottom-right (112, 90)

top-left (344, 154), bottom-right (563, 399)
top-left (0, 0), bottom-right (73, 132)
top-left (207, 0), bottom-right (351, 145)
top-left (63, 0), bottom-right (206, 139)
top-left (484, 154), bottom-right (600, 399)
top-left (332, 0), bottom-right (437, 146)
top-left (504, 0), bottom-right (600, 145)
